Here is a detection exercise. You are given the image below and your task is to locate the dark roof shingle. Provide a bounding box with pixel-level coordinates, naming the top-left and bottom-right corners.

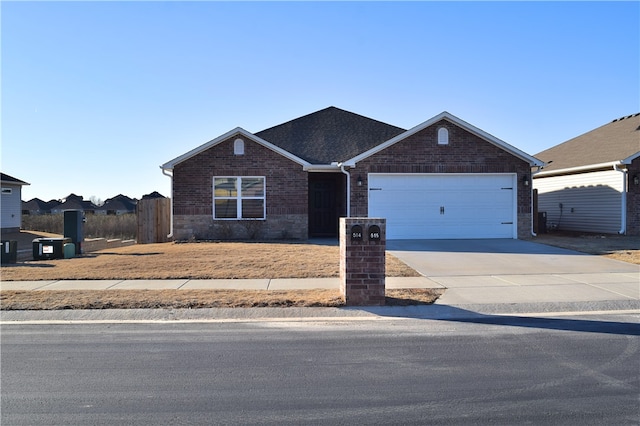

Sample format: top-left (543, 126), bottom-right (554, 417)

top-left (254, 106), bottom-right (406, 164)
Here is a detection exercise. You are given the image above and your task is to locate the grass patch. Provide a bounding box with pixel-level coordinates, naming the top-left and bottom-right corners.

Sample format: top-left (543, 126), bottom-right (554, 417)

top-left (2, 241), bottom-right (420, 281)
top-left (1, 288), bottom-right (443, 310)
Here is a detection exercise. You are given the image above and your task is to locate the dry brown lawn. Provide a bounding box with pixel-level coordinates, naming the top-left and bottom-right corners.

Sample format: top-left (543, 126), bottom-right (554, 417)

top-left (3, 230), bottom-right (637, 310)
top-left (1, 235), bottom-right (429, 309)
top-left (2, 240), bottom-right (419, 281)
top-left (530, 231), bottom-right (640, 265)
top-left (1, 288), bottom-right (443, 310)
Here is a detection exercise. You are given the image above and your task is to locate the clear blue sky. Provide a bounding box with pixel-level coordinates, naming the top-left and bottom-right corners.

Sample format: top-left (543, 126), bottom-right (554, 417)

top-left (2, 1), bottom-right (639, 203)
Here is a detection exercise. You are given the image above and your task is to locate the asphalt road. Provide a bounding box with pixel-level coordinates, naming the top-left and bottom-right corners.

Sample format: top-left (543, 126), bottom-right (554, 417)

top-left (2, 315), bottom-right (639, 425)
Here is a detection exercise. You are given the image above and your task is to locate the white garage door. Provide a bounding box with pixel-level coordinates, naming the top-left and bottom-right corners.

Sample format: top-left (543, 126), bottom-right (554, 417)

top-left (368, 174), bottom-right (517, 239)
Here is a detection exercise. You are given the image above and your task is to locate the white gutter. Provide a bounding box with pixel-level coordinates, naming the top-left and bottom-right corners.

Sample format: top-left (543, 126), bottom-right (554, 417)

top-left (534, 161), bottom-right (623, 178)
top-left (614, 164), bottom-right (627, 235)
top-left (338, 164), bottom-right (351, 217)
top-left (161, 167), bottom-right (174, 239)
top-left (303, 164), bottom-right (341, 172)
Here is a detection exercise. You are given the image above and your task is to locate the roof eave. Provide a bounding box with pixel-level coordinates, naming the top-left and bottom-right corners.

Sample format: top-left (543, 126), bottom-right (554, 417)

top-left (0, 179), bottom-right (30, 186)
top-left (303, 164), bottom-right (342, 172)
top-left (622, 151), bottom-right (640, 164)
top-left (161, 127), bottom-right (312, 171)
top-left (533, 160), bottom-right (627, 178)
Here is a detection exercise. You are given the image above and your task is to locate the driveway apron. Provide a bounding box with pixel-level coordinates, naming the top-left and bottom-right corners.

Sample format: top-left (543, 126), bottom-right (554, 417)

top-left (387, 239), bottom-right (639, 276)
top-left (387, 239), bottom-right (640, 306)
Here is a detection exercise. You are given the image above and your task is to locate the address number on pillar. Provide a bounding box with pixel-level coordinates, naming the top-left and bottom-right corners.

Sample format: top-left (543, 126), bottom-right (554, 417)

top-left (368, 225), bottom-right (381, 241)
top-left (351, 225), bottom-right (363, 241)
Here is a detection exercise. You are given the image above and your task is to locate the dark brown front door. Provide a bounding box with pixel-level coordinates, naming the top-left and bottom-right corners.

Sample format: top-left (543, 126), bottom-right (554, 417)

top-left (309, 175), bottom-right (344, 237)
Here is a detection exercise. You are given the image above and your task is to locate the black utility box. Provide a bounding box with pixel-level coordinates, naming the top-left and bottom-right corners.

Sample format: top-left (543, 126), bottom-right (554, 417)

top-left (1, 240), bottom-right (18, 264)
top-left (537, 212), bottom-right (547, 234)
top-left (32, 238), bottom-right (71, 260)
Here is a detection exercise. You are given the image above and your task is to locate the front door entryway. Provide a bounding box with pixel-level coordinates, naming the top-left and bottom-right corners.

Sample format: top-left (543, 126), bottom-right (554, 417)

top-left (308, 174), bottom-right (346, 238)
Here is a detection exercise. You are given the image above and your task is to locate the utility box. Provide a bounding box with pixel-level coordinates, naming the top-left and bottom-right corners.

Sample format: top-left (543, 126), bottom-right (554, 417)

top-left (33, 238), bottom-right (71, 260)
top-left (538, 212), bottom-right (547, 234)
top-left (1, 240), bottom-right (18, 264)
top-left (64, 210), bottom-right (84, 254)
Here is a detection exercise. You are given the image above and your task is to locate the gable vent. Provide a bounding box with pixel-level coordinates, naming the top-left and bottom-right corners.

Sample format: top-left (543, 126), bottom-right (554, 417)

top-left (437, 127), bottom-right (449, 145)
top-left (234, 138), bottom-right (245, 155)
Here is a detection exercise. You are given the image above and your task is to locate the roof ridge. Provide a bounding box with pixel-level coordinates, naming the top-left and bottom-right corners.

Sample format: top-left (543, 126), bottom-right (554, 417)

top-left (611, 112), bottom-right (640, 123)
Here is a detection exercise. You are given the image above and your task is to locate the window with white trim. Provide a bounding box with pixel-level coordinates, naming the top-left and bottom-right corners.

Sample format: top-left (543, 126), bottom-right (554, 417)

top-left (213, 177), bottom-right (265, 219)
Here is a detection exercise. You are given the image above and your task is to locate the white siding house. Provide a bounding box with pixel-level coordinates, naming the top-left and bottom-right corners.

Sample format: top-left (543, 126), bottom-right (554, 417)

top-left (1, 173), bottom-right (30, 232)
top-left (533, 113), bottom-right (640, 236)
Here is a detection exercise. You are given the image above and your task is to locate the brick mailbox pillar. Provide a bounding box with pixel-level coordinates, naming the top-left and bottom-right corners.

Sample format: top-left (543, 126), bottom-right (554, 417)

top-left (339, 217), bottom-right (386, 306)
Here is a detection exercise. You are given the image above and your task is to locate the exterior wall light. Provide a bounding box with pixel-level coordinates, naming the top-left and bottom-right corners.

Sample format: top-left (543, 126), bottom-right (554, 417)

top-left (633, 175), bottom-right (639, 186)
top-left (523, 175), bottom-right (530, 186)
top-left (357, 176), bottom-right (363, 187)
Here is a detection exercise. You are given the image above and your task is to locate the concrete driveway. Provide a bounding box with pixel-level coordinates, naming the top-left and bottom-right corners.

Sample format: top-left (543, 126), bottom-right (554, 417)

top-left (387, 239), bottom-right (639, 307)
top-left (387, 239), bottom-right (638, 276)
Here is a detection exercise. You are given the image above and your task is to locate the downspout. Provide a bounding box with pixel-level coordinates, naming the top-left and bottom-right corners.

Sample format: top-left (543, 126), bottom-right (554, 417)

top-left (339, 164), bottom-right (351, 217)
top-left (161, 167), bottom-right (174, 239)
top-left (614, 164), bottom-right (627, 235)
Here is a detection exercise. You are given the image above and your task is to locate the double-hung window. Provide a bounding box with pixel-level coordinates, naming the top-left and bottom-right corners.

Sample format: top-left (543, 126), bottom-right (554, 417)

top-left (213, 177), bottom-right (265, 219)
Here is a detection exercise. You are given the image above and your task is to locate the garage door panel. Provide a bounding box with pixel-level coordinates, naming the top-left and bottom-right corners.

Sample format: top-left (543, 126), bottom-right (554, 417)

top-left (368, 174), bottom-right (516, 239)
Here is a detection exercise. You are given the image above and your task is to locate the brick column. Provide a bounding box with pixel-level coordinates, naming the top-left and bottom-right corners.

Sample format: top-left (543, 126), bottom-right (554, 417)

top-left (339, 217), bottom-right (386, 306)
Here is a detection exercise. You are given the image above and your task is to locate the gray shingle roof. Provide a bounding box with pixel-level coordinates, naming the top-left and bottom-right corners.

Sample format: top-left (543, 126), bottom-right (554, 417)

top-left (535, 113), bottom-right (640, 173)
top-left (254, 106), bottom-right (406, 164)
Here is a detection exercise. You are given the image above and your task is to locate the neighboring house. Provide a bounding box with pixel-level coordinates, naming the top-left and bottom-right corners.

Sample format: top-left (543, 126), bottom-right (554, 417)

top-left (161, 107), bottom-right (543, 241)
top-left (141, 191), bottom-right (166, 200)
top-left (95, 194), bottom-right (137, 215)
top-left (50, 194), bottom-right (97, 215)
top-left (1, 173), bottom-right (30, 232)
top-left (533, 113), bottom-right (640, 236)
top-left (22, 198), bottom-right (61, 215)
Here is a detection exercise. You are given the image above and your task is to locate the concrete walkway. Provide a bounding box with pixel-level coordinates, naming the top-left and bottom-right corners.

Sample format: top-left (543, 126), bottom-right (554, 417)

top-left (3, 271), bottom-right (638, 306)
top-left (1, 277), bottom-right (434, 291)
top-left (2, 239), bottom-right (638, 320)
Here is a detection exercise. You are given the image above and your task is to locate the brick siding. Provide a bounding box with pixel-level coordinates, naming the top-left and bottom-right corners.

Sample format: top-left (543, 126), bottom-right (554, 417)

top-left (172, 120), bottom-right (534, 240)
top-left (350, 120), bottom-right (533, 238)
top-left (173, 135), bottom-right (308, 240)
top-left (340, 218), bottom-right (386, 306)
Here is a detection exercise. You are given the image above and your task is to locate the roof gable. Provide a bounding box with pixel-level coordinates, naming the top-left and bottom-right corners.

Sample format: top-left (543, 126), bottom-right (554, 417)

top-left (345, 111), bottom-right (543, 167)
top-left (1, 173), bottom-right (29, 186)
top-left (535, 113), bottom-right (640, 173)
top-left (254, 106), bottom-right (406, 164)
top-left (162, 108), bottom-right (541, 170)
top-left (162, 127), bottom-right (311, 170)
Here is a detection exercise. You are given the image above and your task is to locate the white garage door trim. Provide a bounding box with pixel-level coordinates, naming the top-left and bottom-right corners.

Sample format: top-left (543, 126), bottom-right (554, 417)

top-left (368, 173), bottom-right (518, 239)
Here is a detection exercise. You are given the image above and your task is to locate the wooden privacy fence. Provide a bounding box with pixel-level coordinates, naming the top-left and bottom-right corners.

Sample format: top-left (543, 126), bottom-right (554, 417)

top-left (137, 198), bottom-right (171, 244)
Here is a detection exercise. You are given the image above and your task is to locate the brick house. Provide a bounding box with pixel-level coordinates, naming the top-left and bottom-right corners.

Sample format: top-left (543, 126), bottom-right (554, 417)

top-left (533, 113), bottom-right (640, 236)
top-left (161, 107), bottom-right (543, 240)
